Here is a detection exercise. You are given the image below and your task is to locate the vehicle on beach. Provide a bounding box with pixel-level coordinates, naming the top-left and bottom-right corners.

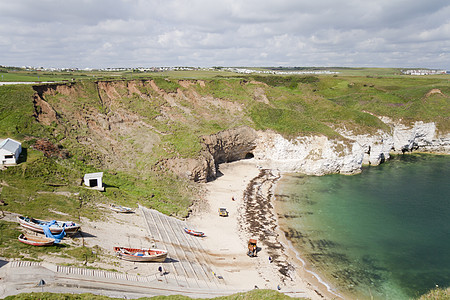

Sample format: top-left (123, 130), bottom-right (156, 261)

top-left (17, 215), bottom-right (80, 235)
top-left (113, 247), bottom-right (168, 262)
top-left (247, 239), bottom-right (257, 257)
top-left (183, 227), bottom-right (205, 237)
top-left (18, 233), bottom-right (55, 246)
top-left (218, 207), bottom-right (229, 217)
top-left (110, 204), bottom-right (134, 213)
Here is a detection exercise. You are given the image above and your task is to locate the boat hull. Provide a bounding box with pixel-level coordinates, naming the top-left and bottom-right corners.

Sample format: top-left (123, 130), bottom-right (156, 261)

top-left (184, 227), bottom-right (205, 237)
top-left (110, 204), bottom-right (133, 213)
top-left (113, 247), bottom-right (168, 262)
top-left (17, 216), bottom-right (80, 235)
top-left (18, 233), bottom-right (54, 246)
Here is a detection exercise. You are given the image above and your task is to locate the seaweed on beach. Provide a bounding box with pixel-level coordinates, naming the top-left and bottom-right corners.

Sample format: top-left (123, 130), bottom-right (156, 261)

top-left (239, 169), bottom-right (300, 283)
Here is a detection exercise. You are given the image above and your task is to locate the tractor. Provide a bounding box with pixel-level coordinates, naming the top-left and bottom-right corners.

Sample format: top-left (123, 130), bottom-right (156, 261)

top-left (247, 239), bottom-right (257, 257)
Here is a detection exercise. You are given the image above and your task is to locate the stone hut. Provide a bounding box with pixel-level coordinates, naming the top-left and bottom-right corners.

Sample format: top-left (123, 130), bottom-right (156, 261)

top-left (83, 172), bottom-right (104, 191)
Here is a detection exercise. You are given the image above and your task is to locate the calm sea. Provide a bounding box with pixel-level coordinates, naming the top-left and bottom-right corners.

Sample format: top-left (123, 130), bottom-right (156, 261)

top-left (276, 154), bottom-right (450, 299)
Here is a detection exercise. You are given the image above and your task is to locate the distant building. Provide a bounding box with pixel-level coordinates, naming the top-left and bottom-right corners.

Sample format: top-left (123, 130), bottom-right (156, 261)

top-left (401, 69), bottom-right (446, 75)
top-left (83, 172), bottom-right (104, 191)
top-left (0, 138), bottom-right (22, 166)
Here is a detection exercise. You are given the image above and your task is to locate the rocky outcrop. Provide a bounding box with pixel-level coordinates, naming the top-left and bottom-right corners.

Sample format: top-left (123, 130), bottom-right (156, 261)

top-left (201, 126), bottom-right (258, 165)
top-left (392, 121), bottom-right (439, 152)
top-left (156, 157), bottom-right (215, 183)
top-left (165, 126), bottom-right (258, 182)
top-left (253, 133), bottom-right (364, 175)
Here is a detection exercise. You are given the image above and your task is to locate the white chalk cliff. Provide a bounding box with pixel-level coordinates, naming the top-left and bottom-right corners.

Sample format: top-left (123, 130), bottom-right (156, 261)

top-left (253, 118), bottom-right (449, 175)
top-left (168, 119), bottom-right (449, 181)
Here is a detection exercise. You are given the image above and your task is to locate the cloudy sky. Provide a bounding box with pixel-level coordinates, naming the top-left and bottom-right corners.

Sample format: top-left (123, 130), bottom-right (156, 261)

top-left (1, 0), bottom-right (449, 69)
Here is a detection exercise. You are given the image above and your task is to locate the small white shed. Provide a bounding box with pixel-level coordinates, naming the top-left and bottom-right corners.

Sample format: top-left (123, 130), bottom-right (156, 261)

top-left (83, 172), bottom-right (104, 191)
top-left (0, 138), bottom-right (22, 166)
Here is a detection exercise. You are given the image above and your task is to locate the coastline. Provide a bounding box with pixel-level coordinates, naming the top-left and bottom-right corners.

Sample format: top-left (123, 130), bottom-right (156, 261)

top-left (188, 159), bottom-right (338, 299)
top-left (273, 175), bottom-right (346, 300)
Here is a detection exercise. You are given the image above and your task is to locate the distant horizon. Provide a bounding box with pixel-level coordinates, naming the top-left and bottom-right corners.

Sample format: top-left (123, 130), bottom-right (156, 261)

top-left (2, 65), bottom-right (448, 71)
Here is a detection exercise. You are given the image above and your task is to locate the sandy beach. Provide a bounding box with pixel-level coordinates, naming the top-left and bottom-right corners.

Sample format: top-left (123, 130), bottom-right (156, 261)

top-left (1, 159), bottom-right (338, 299)
top-left (188, 160), bottom-right (336, 299)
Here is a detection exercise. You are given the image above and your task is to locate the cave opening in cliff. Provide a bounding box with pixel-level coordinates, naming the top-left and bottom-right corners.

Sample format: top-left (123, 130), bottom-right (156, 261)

top-left (245, 153), bottom-right (254, 159)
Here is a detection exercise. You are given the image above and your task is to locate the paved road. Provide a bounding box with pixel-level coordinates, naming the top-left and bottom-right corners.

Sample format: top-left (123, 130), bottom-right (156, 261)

top-left (0, 207), bottom-right (240, 298)
top-left (0, 261), bottom-right (238, 298)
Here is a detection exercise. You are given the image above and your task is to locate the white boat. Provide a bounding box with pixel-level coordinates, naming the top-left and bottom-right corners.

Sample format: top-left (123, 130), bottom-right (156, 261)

top-left (113, 247), bottom-right (168, 262)
top-left (17, 215), bottom-right (80, 235)
top-left (110, 204), bottom-right (134, 213)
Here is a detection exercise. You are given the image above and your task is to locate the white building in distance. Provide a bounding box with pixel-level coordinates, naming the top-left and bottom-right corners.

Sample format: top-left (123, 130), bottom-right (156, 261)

top-left (0, 138), bottom-right (22, 166)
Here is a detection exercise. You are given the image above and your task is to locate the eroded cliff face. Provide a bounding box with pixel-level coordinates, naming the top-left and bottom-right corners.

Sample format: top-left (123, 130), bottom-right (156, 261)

top-left (163, 126), bottom-right (258, 182)
top-left (31, 81), bottom-right (449, 181)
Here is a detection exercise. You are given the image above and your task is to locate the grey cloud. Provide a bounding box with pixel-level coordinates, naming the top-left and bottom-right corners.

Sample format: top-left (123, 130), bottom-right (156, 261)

top-left (0, 0), bottom-right (449, 69)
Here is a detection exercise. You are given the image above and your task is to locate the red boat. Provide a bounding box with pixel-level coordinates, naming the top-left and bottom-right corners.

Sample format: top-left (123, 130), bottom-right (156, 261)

top-left (18, 233), bottom-right (55, 246)
top-left (184, 227), bottom-right (205, 237)
top-left (113, 247), bottom-right (168, 262)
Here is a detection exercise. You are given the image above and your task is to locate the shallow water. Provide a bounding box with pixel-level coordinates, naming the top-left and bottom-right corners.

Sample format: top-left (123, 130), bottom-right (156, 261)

top-left (276, 154), bottom-right (450, 299)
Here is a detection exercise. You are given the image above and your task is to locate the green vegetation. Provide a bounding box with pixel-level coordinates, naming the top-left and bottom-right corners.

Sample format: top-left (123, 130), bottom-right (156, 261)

top-left (4, 289), bottom-right (305, 300)
top-left (0, 85), bottom-right (45, 138)
top-left (252, 75), bottom-right (319, 89)
top-left (313, 75), bottom-right (450, 131)
top-left (0, 68), bottom-right (449, 265)
top-left (196, 78), bottom-right (254, 102)
top-left (152, 77), bottom-right (181, 93)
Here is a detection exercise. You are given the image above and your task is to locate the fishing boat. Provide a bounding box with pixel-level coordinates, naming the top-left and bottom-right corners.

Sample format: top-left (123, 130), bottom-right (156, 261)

top-left (17, 216), bottom-right (80, 235)
top-left (110, 204), bottom-right (134, 213)
top-left (18, 233), bottom-right (55, 246)
top-left (113, 247), bottom-right (168, 262)
top-left (184, 227), bottom-right (205, 237)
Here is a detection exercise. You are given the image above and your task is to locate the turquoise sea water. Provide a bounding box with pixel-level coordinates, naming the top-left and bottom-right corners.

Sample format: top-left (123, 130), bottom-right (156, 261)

top-left (276, 154), bottom-right (450, 299)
